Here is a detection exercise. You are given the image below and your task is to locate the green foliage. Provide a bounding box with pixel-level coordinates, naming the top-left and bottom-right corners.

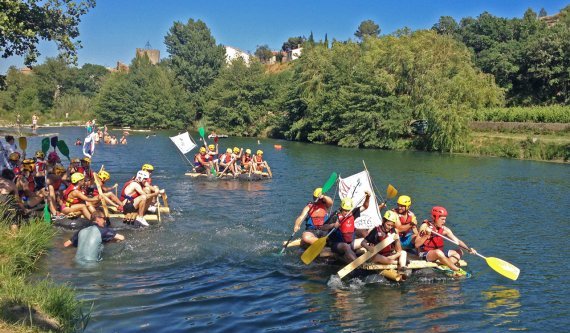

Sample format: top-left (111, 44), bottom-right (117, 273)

top-left (0, 0), bottom-right (95, 65)
top-left (281, 31), bottom-right (502, 152)
top-left (355, 20), bottom-right (381, 40)
top-left (203, 58), bottom-right (281, 136)
top-left (94, 56), bottom-right (190, 128)
top-left (473, 105), bottom-right (570, 123)
top-left (164, 19), bottom-right (226, 95)
top-left (254, 45), bottom-right (273, 63)
top-left (281, 36), bottom-right (306, 51)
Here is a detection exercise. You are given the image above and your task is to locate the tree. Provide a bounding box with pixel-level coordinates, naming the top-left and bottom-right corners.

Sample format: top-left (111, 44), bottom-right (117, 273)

top-left (308, 31), bottom-right (315, 45)
top-left (432, 16), bottom-right (459, 35)
top-left (0, 0), bottom-right (95, 65)
top-left (164, 19), bottom-right (226, 94)
top-left (254, 45), bottom-right (273, 63)
top-left (281, 36), bottom-right (305, 51)
top-left (538, 8), bottom-right (547, 18)
top-left (355, 20), bottom-right (380, 40)
top-left (324, 33), bottom-right (329, 48)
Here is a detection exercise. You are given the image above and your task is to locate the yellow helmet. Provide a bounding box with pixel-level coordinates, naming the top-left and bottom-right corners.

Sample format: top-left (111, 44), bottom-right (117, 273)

top-left (245, 149), bottom-right (251, 154)
top-left (22, 159), bottom-right (35, 171)
top-left (54, 164), bottom-right (66, 175)
top-left (71, 172), bottom-right (85, 184)
top-left (397, 195), bottom-right (412, 208)
top-left (35, 151), bottom-right (45, 159)
top-left (383, 210), bottom-right (399, 224)
top-left (226, 148), bottom-right (232, 153)
top-left (9, 152), bottom-right (20, 161)
top-left (208, 144), bottom-right (215, 150)
top-left (256, 150), bottom-right (263, 155)
top-left (199, 147), bottom-right (206, 153)
top-left (98, 170), bottom-right (110, 181)
top-left (341, 197), bottom-right (353, 211)
top-left (81, 157), bottom-right (91, 164)
top-left (142, 163), bottom-right (154, 171)
top-left (233, 147), bottom-right (240, 154)
top-left (71, 157), bottom-right (80, 163)
top-left (313, 187), bottom-right (323, 198)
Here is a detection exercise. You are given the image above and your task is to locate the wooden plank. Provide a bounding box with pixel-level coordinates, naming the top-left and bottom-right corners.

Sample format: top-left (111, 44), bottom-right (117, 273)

top-left (282, 238), bottom-right (301, 247)
top-left (362, 259), bottom-right (468, 271)
top-left (337, 235), bottom-right (396, 279)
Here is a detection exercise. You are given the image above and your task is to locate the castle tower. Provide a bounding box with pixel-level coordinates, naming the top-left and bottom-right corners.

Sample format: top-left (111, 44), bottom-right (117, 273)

top-left (136, 42), bottom-right (160, 64)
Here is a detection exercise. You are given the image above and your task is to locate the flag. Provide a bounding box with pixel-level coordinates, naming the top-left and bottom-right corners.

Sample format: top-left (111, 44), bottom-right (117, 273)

top-left (169, 132), bottom-right (197, 155)
top-left (338, 170), bottom-right (382, 229)
top-left (83, 132), bottom-right (96, 158)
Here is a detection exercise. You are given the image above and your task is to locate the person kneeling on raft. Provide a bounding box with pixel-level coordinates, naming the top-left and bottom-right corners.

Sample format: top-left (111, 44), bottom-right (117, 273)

top-left (362, 210), bottom-right (407, 272)
top-left (63, 209), bottom-right (125, 262)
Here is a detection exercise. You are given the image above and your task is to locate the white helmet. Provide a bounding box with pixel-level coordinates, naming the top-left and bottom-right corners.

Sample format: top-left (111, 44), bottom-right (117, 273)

top-left (135, 170), bottom-right (150, 182)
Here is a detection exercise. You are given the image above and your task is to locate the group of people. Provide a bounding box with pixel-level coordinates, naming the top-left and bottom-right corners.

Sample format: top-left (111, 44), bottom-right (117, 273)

top-left (0, 135), bottom-right (163, 229)
top-left (193, 142), bottom-right (272, 178)
top-left (293, 189), bottom-right (476, 277)
top-left (77, 122), bottom-right (127, 146)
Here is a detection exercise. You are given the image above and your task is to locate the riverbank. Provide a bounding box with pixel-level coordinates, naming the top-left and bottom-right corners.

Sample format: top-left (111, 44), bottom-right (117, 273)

top-left (0, 198), bottom-right (85, 332)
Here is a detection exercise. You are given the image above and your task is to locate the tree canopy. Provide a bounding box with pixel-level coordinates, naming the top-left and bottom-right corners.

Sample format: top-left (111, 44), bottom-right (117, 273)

top-left (0, 0), bottom-right (95, 65)
top-left (355, 20), bottom-right (381, 40)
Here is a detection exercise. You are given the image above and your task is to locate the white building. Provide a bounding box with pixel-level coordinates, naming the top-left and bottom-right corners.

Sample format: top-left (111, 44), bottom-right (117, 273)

top-left (290, 47), bottom-right (303, 61)
top-left (225, 46), bottom-right (250, 65)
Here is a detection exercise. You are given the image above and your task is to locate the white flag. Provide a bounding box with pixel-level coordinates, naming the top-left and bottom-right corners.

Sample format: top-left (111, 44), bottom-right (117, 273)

top-left (83, 132), bottom-right (96, 158)
top-left (338, 170), bottom-right (382, 229)
top-left (169, 132), bottom-right (196, 155)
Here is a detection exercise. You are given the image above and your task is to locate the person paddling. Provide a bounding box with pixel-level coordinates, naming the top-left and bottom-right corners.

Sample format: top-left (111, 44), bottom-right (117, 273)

top-left (362, 210), bottom-right (407, 272)
top-left (293, 187), bottom-right (334, 246)
top-left (415, 206), bottom-right (476, 276)
top-left (323, 192), bottom-right (371, 263)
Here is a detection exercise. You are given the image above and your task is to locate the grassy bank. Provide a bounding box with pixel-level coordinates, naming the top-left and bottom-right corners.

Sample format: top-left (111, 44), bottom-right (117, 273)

top-left (0, 198), bottom-right (86, 332)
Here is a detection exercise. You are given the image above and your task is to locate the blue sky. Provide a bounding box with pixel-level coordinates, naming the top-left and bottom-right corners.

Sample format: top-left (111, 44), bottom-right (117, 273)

top-left (1, 0), bottom-right (568, 73)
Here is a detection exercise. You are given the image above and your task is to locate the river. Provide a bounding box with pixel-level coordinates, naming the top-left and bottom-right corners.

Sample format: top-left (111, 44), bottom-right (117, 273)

top-left (26, 127), bottom-right (568, 332)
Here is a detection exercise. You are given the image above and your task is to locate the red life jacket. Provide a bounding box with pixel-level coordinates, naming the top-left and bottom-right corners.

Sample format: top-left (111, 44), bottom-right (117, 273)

top-left (394, 209), bottom-right (416, 237)
top-left (63, 184), bottom-right (81, 207)
top-left (26, 174), bottom-right (35, 192)
top-left (242, 155), bottom-right (251, 164)
top-left (254, 155), bottom-right (263, 163)
top-left (373, 226), bottom-right (395, 256)
top-left (306, 202), bottom-right (328, 228)
top-left (51, 178), bottom-right (63, 192)
top-left (219, 153), bottom-right (232, 164)
top-left (120, 180), bottom-right (139, 201)
top-left (195, 153), bottom-right (208, 166)
top-left (421, 224), bottom-right (445, 252)
top-left (338, 212), bottom-right (355, 243)
top-left (35, 160), bottom-right (46, 173)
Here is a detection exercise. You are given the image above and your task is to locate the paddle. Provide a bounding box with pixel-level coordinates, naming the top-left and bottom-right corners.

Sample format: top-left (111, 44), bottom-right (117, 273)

top-left (57, 140), bottom-right (70, 161)
top-left (280, 172), bottom-right (338, 254)
top-left (430, 229), bottom-right (520, 281)
top-left (337, 233), bottom-right (397, 279)
top-left (301, 180), bottom-right (362, 265)
top-left (218, 157), bottom-right (236, 178)
top-left (50, 136), bottom-right (58, 151)
top-left (41, 138), bottom-right (50, 154)
top-left (18, 137), bottom-right (27, 154)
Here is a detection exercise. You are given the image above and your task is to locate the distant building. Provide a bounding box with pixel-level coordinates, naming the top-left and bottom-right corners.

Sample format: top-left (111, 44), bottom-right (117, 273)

top-left (19, 67), bottom-right (33, 75)
top-left (225, 46), bottom-right (250, 65)
top-left (290, 46), bottom-right (303, 61)
top-left (540, 13), bottom-right (561, 26)
top-left (268, 51), bottom-right (287, 64)
top-left (136, 48), bottom-right (160, 64)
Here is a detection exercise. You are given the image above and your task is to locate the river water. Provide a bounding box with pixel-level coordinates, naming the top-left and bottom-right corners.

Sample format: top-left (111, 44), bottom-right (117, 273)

top-left (27, 127), bottom-right (568, 332)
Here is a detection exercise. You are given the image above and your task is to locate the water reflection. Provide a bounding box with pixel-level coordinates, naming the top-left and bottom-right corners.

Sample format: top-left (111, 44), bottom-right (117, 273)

top-left (483, 286), bottom-right (524, 330)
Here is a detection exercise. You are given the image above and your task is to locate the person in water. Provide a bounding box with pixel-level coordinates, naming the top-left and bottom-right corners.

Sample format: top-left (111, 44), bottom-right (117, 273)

top-left (415, 206), bottom-right (475, 276)
top-left (63, 209), bottom-right (125, 262)
top-left (293, 187), bottom-right (333, 246)
top-left (323, 192), bottom-right (371, 263)
top-left (363, 210), bottom-right (407, 272)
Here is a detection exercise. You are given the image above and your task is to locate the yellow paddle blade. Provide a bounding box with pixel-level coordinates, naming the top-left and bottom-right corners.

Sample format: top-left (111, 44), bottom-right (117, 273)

top-left (386, 184), bottom-right (398, 199)
top-left (486, 257), bottom-right (520, 281)
top-left (301, 236), bottom-right (328, 265)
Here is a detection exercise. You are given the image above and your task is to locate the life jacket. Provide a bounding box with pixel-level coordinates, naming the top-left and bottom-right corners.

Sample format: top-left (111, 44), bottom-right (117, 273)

top-left (63, 184), bottom-right (82, 207)
top-left (194, 153), bottom-right (208, 167)
top-left (337, 212), bottom-right (356, 243)
top-left (241, 154), bottom-right (252, 164)
top-left (254, 155), bottom-right (263, 163)
top-left (394, 209), bottom-right (416, 237)
top-left (305, 202), bottom-right (328, 229)
top-left (50, 178), bottom-right (63, 192)
top-left (219, 153), bottom-right (232, 164)
top-left (120, 180), bottom-right (139, 201)
top-left (420, 224), bottom-right (445, 252)
top-left (373, 226), bottom-right (395, 256)
top-left (35, 160), bottom-right (46, 173)
top-left (15, 173), bottom-right (35, 193)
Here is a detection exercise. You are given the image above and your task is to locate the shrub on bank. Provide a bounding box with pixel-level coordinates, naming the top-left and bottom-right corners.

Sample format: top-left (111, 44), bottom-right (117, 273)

top-left (473, 106), bottom-right (570, 123)
top-left (0, 197), bottom-right (86, 332)
top-left (464, 136), bottom-right (569, 162)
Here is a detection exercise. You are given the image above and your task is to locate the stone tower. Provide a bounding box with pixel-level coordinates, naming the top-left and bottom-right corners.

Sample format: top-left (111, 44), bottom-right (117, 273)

top-left (136, 48), bottom-right (160, 65)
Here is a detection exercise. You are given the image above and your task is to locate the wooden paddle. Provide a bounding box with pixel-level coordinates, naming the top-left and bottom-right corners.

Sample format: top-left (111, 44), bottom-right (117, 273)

top-left (280, 172), bottom-right (338, 254)
top-left (218, 157), bottom-right (236, 178)
top-left (430, 229), bottom-right (520, 281)
top-left (337, 233), bottom-right (397, 279)
top-left (18, 137), bottom-right (27, 154)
